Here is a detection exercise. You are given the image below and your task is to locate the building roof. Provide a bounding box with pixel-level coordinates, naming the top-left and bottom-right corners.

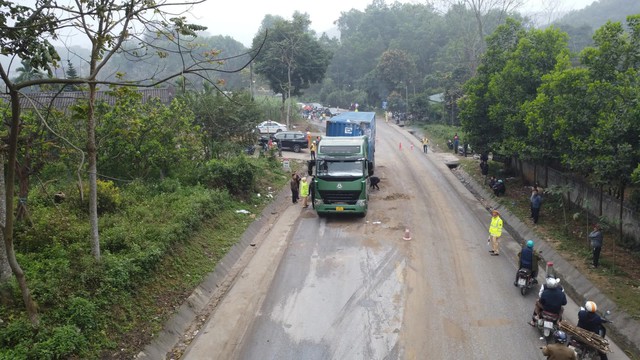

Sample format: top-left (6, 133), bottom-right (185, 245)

top-left (0, 87), bottom-right (176, 112)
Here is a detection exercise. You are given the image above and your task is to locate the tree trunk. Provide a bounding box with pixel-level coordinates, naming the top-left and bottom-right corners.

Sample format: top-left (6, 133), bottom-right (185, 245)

top-left (0, 152), bottom-right (11, 284)
top-left (286, 62), bottom-right (292, 129)
top-left (6, 90), bottom-right (38, 325)
top-left (87, 82), bottom-right (101, 260)
top-left (15, 150), bottom-right (30, 222)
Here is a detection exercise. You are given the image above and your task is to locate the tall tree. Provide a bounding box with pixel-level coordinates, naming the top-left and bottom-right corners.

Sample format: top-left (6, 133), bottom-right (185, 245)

top-left (375, 49), bottom-right (416, 94)
top-left (459, 18), bottom-right (525, 154)
top-left (0, 0), bottom-right (60, 325)
top-left (252, 12), bottom-right (332, 127)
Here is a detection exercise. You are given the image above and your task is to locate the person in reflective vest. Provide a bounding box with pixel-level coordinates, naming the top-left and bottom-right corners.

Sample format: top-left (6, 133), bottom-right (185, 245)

top-left (488, 210), bottom-right (503, 255)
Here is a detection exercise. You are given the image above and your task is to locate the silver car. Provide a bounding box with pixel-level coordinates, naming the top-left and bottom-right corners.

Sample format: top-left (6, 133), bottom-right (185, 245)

top-left (256, 120), bottom-right (287, 134)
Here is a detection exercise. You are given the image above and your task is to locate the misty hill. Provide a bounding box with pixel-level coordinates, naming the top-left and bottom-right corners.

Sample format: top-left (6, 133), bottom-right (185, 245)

top-left (551, 0), bottom-right (640, 53)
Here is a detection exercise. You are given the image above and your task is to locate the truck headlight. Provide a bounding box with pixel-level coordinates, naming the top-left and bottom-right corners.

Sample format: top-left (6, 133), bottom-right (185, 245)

top-left (356, 200), bottom-right (366, 207)
top-left (314, 198), bottom-right (324, 206)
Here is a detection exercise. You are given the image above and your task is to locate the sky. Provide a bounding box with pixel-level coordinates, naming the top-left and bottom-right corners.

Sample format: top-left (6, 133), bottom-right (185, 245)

top-left (187, 0), bottom-right (598, 47)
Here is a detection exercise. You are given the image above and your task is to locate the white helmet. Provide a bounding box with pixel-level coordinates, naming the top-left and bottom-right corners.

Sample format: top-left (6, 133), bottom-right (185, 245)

top-left (585, 301), bottom-right (597, 313)
top-left (545, 277), bottom-right (560, 288)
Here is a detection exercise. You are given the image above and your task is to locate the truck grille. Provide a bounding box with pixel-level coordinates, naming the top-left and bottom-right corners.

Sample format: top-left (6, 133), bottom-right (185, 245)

top-left (318, 190), bottom-right (361, 204)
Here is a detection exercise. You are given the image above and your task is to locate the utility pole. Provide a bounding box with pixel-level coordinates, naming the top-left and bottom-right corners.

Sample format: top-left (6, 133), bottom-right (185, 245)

top-left (249, 62), bottom-right (254, 100)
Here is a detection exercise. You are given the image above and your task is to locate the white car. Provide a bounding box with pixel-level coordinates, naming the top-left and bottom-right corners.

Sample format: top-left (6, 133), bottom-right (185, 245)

top-left (256, 120), bottom-right (288, 134)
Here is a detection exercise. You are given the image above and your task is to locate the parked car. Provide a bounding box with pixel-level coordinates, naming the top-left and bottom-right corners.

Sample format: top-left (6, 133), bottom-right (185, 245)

top-left (259, 131), bottom-right (308, 153)
top-left (256, 120), bottom-right (287, 134)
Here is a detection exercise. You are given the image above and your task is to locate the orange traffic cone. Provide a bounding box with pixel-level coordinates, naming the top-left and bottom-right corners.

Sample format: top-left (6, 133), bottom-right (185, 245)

top-left (403, 228), bottom-right (412, 241)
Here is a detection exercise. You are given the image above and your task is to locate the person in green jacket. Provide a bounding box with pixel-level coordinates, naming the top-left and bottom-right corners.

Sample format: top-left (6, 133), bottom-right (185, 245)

top-left (300, 176), bottom-right (310, 208)
top-left (489, 209), bottom-right (503, 255)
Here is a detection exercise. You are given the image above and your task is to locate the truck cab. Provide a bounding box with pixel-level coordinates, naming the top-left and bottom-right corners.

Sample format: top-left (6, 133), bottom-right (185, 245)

top-left (309, 136), bottom-right (372, 217)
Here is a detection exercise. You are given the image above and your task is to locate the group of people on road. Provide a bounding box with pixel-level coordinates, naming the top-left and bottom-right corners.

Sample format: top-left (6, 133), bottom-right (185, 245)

top-left (488, 209), bottom-right (610, 360)
top-left (290, 173), bottom-right (310, 208)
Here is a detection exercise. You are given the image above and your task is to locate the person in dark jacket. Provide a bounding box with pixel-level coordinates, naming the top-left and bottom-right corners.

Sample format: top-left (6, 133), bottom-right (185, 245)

top-left (578, 301), bottom-right (609, 360)
top-left (531, 189), bottom-right (543, 224)
top-left (530, 277), bottom-right (566, 325)
top-left (588, 224), bottom-right (603, 268)
top-left (514, 240), bottom-right (539, 286)
top-left (290, 173), bottom-right (300, 204)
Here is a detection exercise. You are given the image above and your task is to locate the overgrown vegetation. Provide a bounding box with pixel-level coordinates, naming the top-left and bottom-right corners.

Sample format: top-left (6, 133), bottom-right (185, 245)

top-left (0, 76), bottom-right (297, 358)
top-left (0, 156), bottom-right (288, 359)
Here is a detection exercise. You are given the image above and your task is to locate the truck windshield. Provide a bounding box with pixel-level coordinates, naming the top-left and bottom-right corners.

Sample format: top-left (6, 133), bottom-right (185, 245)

top-left (317, 160), bottom-right (364, 177)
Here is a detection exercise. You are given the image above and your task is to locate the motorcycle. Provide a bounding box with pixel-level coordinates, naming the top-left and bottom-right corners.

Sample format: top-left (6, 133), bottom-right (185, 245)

top-left (568, 311), bottom-right (611, 360)
top-left (516, 268), bottom-right (536, 296)
top-left (536, 310), bottom-right (561, 340)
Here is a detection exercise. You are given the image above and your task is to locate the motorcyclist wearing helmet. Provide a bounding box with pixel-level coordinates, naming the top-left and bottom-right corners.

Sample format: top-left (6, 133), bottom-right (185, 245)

top-left (530, 276), bottom-right (567, 326)
top-left (540, 331), bottom-right (577, 360)
top-left (514, 240), bottom-right (539, 286)
top-left (577, 301), bottom-right (609, 360)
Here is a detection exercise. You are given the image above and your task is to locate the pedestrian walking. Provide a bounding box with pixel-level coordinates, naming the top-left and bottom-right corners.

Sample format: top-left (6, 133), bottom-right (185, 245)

top-left (310, 141), bottom-right (317, 160)
top-left (306, 131), bottom-right (312, 148)
top-left (453, 133), bottom-right (459, 154)
top-left (588, 224), bottom-right (603, 268)
top-left (530, 189), bottom-right (542, 224)
top-left (300, 176), bottom-right (310, 208)
top-left (290, 173), bottom-right (300, 204)
top-left (488, 209), bottom-right (503, 255)
top-left (422, 137), bottom-right (429, 153)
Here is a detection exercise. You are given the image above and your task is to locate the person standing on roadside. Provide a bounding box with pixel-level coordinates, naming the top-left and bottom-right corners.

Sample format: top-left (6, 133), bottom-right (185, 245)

top-left (488, 209), bottom-right (503, 256)
top-left (422, 136), bottom-right (429, 153)
top-left (300, 176), bottom-right (310, 208)
top-left (588, 224), bottom-right (603, 268)
top-left (290, 173), bottom-right (300, 204)
top-left (530, 189), bottom-right (542, 224)
top-left (453, 133), bottom-right (459, 154)
top-left (310, 141), bottom-right (317, 160)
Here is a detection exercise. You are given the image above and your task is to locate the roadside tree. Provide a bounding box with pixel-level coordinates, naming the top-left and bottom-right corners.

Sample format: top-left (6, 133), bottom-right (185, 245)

top-left (252, 12), bottom-right (332, 127)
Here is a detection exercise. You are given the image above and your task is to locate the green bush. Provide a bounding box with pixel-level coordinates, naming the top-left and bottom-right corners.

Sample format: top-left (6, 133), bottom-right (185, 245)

top-left (0, 317), bottom-right (34, 348)
top-left (73, 179), bottom-right (122, 215)
top-left (65, 297), bottom-right (98, 331)
top-left (199, 156), bottom-right (257, 197)
top-left (30, 325), bottom-right (88, 360)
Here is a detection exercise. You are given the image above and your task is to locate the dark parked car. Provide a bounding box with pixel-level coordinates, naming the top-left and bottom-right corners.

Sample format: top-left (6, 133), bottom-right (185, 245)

top-left (259, 131), bottom-right (308, 153)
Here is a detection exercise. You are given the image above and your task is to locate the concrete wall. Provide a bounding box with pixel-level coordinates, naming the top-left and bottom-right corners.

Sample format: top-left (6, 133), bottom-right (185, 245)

top-left (513, 159), bottom-right (640, 248)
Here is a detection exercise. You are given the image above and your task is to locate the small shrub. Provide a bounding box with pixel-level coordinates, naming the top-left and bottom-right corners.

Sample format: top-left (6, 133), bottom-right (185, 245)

top-left (30, 325), bottom-right (88, 360)
top-left (65, 297), bottom-right (98, 331)
top-left (0, 317), bottom-right (35, 348)
top-left (74, 179), bottom-right (122, 215)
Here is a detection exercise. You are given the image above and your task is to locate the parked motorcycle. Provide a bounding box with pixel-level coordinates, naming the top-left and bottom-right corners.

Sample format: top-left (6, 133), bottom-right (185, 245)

top-left (536, 310), bottom-right (561, 340)
top-left (516, 268), bottom-right (536, 296)
top-left (569, 311), bottom-right (611, 360)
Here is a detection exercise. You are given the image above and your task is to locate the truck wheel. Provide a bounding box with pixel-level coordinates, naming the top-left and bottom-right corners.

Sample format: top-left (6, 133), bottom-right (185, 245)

top-left (293, 144), bottom-right (301, 153)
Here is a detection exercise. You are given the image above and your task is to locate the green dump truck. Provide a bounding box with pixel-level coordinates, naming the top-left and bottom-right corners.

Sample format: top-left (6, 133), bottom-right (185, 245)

top-left (309, 135), bottom-right (373, 217)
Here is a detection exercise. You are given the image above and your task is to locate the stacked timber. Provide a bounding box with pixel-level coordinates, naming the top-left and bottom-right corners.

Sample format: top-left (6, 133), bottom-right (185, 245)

top-left (559, 320), bottom-right (611, 353)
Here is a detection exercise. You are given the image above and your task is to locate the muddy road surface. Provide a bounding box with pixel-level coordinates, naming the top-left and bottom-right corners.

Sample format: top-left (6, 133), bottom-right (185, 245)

top-left (182, 120), bottom-right (629, 360)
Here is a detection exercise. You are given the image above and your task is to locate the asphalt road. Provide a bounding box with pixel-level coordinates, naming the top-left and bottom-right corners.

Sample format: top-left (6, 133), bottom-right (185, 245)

top-left (182, 119), bottom-right (629, 360)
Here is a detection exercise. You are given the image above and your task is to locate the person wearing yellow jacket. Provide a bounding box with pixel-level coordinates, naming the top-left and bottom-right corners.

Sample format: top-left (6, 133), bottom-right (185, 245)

top-left (310, 141), bottom-right (317, 160)
top-left (489, 209), bottom-right (503, 255)
top-left (299, 176), bottom-right (310, 208)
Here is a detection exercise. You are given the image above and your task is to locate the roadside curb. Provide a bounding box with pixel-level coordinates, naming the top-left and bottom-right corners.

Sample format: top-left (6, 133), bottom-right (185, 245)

top-left (400, 124), bottom-right (639, 358)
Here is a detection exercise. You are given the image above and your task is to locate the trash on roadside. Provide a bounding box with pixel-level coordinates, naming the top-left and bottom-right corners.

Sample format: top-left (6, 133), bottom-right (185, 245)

top-left (235, 209), bottom-right (251, 214)
top-left (372, 221), bottom-right (382, 225)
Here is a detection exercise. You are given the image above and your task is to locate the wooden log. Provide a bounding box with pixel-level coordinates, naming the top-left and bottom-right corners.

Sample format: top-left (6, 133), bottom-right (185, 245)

top-left (559, 320), bottom-right (611, 353)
